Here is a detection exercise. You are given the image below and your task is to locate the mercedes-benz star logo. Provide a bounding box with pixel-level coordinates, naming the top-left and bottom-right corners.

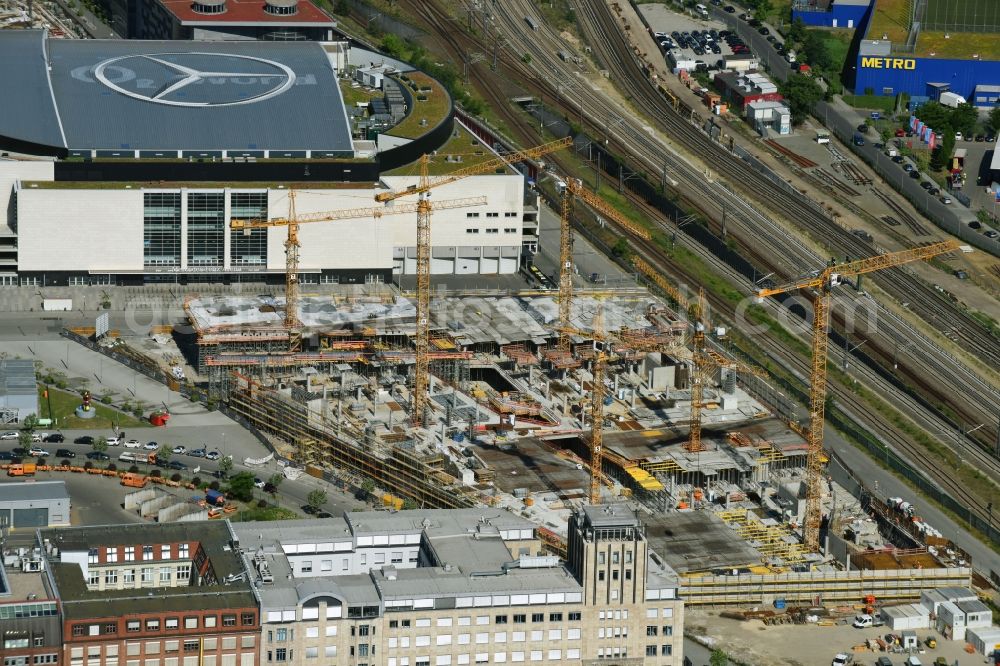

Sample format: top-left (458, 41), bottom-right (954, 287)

top-left (93, 52), bottom-right (297, 108)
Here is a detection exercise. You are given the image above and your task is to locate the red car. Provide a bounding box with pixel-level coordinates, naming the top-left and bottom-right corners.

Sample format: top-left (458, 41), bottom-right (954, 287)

top-left (895, 128), bottom-right (906, 137)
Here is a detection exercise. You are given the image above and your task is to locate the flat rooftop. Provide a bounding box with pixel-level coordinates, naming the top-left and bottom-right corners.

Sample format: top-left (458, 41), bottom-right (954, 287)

top-left (0, 31), bottom-right (353, 155)
top-left (645, 511), bottom-right (764, 575)
top-left (187, 291), bottom-right (658, 346)
top-left (0, 359), bottom-right (36, 399)
top-left (0, 481), bottom-right (69, 504)
top-left (2, 570), bottom-right (52, 602)
top-left (158, 0), bottom-right (334, 26)
top-left (41, 521), bottom-right (255, 618)
top-left (473, 436), bottom-right (590, 496)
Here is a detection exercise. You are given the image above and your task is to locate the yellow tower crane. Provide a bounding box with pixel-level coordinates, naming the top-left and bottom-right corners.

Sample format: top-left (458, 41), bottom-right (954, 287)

top-left (231, 195), bottom-right (488, 351)
top-left (757, 240), bottom-right (960, 552)
top-left (559, 178), bottom-right (651, 348)
top-left (373, 137), bottom-right (571, 426)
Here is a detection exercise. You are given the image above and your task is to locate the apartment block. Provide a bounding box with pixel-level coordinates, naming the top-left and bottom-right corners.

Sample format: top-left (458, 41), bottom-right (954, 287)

top-left (231, 505), bottom-right (683, 666)
top-left (0, 548), bottom-right (61, 666)
top-left (37, 522), bottom-right (260, 666)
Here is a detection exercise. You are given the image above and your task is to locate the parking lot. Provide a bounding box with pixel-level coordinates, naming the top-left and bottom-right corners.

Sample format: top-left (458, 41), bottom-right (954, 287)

top-left (638, 2), bottom-right (787, 71)
top-left (687, 608), bottom-right (985, 666)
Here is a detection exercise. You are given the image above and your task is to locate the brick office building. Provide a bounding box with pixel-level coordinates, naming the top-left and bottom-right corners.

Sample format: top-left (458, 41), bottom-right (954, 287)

top-left (38, 522), bottom-right (260, 666)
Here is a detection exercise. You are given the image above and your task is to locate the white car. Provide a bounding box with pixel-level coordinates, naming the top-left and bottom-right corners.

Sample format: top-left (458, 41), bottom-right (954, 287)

top-left (106, 436), bottom-right (122, 446)
top-left (28, 447), bottom-right (50, 457)
top-left (143, 441), bottom-right (159, 451)
top-left (0, 432), bottom-right (17, 440)
top-left (831, 654), bottom-right (852, 666)
top-left (253, 478), bottom-right (266, 489)
top-left (205, 451), bottom-right (221, 461)
top-left (172, 445), bottom-right (187, 455)
top-left (123, 439), bottom-right (142, 449)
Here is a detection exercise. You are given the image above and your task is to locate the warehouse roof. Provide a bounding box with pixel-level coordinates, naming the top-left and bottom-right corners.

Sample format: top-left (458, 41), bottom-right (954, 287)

top-left (0, 481), bottom-right (69, 505)
top-left (0, 359), bottom-right (37, 399)
top-left (0, 31), bottom-right (352, 155)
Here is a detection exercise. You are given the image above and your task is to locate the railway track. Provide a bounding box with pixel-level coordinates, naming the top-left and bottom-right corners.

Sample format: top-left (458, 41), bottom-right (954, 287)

top-left (396, 0), bottom-right (1000, 520)
top-left (873, 189), bottom-right (930, 236)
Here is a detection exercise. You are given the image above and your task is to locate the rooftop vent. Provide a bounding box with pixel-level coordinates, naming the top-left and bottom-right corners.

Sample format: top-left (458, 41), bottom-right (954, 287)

top-left (264, 0), bottom-right (297, 15)
top-left (192, 0), bottom-right (225, 14)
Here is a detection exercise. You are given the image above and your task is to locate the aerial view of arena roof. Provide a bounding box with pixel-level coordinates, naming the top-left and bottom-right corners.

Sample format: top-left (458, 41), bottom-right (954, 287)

top-left (0, 30), bottom-right (353, 156)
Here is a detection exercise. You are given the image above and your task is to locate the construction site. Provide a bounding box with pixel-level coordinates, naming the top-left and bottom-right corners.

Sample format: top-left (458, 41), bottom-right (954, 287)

top-left (64, 137), bottom-right (972, 610)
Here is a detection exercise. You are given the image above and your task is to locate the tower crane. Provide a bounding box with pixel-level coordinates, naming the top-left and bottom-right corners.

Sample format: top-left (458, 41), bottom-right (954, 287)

top-left (231, 195), bottom-right (488, 351)
top-left (558, 178), bottom-right (651, 348)
top-left (757, 240), bottom-right (960, 552)
top-left (631, 257), bottom-right (763, 452)
top-left (373, 137), bottom-right (571, 426)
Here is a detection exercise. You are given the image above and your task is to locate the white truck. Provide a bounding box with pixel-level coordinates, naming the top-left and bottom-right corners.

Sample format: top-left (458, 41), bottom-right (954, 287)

top-left (832, 653), bottom-right (853, 666)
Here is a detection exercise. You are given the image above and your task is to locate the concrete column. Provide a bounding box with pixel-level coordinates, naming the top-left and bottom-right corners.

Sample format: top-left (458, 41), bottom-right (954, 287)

top-left (223, 188), bottom-right (232, 269)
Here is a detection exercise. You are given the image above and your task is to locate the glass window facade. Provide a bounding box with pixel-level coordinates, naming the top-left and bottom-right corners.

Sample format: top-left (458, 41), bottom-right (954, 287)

top-left (143, 193), bottom-right (181, 266)
top-left (230, 192), bottom-right (268, 266)
top-left (187, 192), bottom-right (225, 266)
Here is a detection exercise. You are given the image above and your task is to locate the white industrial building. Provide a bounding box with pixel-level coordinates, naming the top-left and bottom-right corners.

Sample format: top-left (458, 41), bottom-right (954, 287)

top-left (0, 163), bottom-right (536, 286)
top-left (0, 481), bottom-right (71, 528)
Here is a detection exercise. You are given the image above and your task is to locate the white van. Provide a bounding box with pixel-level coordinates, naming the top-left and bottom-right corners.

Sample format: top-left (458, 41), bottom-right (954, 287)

top-left (852, 614), bottom-right (874, 628)
top-left (695, 3), bottom-right (709, 17)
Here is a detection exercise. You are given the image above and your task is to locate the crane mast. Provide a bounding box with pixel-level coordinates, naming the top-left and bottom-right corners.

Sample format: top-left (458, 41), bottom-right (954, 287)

top-left (758, 240), bottom-right (960, 551)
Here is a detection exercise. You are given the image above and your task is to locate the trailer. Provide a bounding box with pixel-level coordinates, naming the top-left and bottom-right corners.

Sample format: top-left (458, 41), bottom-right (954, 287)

top-left (42, 299), bottom-right (72, 311)
top-left (8, 463), bottom-right (36, 476)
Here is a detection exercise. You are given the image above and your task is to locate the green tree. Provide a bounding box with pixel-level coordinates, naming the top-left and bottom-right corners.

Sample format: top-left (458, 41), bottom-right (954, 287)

top-left (18, 431), bottom-right (32, 449)
top-left (611, 237), bottom-right (630, 257)
top-left (990, 106), bottom-right (1000, 132)
top-left (402, 498), bottom-right (419, 510)
top-left (218, 455), bottom-right (234, 477)
top-left (949, 102), bottom-right (978, 137)
top-left (227, 471), bottom-right (256, 502)
top-left (307, 489), bottom-right (328, 512)
top-left (779, 74), bottom-right (824, 125)
top-left (787, 17), bottom-right (806, 46)
top-left (93, 436), bottom-right (108, 453)
top-left (156, 445), bottom-right (172, 465)
top-left (709, 649), bottom-right (728, 666)
top-left (360, 478), bottom-right (376, 501)
top-left (802, 30), bottom-right (832, 71)
top-left (21, 414), bottom-right (38, 432)
top-left (267, 473), bottom-right (283, 497)
top-left (914, 101), bottom-right (951, 132)
top-left (930, 128), bottom-right (956, 171)
top-left (380, 34), bottom-right (404, 59)
top-left (333, 0), bottom-right (349, 15)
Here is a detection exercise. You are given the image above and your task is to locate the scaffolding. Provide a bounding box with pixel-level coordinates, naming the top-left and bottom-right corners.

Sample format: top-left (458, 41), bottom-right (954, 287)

top-left (718, 508), bottom-right (808, 565)
top-left (225, 373), bottom-right (479, 509)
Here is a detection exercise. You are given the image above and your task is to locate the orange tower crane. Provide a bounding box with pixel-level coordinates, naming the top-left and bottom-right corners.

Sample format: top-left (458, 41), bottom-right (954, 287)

top-left (231, 195), bottom-right (487, 351)
top-left (757, 240), bottom-right (960, 552)
top-left (373, 137), bottom-right (571, 426)
top-left (559, 178), bottom-right (651, 348)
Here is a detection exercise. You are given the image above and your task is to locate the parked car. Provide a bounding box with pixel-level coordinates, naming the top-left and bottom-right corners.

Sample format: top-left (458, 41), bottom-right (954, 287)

top-left (205, 451), bottom-right (221, 461)
top-left (724, 5), bottom-right (735, 12)
top-left (975, 134), bottom-right (985, 142)
top-left (123, 439), bottom-right (142, 448)
top-left (902, 163), bottom-right (915, 172)
top-left (909, 170), bottom-right (921, 179)
top-left (168, 460), bottom-right (188, 471)
top-left (0, 452), bottom-right (13, 460)
top-left (11, 447), bottom-right (26, 457)
top-left (757, 26), bottom-right (770, 35)
top-left (106, 436), bottom-right (122, 446)
top-left (86, 451), bottom-right (110, 461)
top-left (875, 658), bottom-right (893, 666)
top-left (56, 449), bottom-right (76, 458)
top-left (969, 220), bottom-right (982, 229)
top-left (172, 445), bottom-right (187, 454)
top-left (74, 435), bottom-right (94, 445)
top-left (920, 181), bottom-right (933, 190)
top-left (852, 614), bottom-right (875, 628)
top-left (316, 512), bottom-right (333, 519)
top-left (891, 155), bottom-right (904, 163)
top-left (953, 269), bottom-right (967, 279)
top-left (0, 432), bottom-right (18, 440)
top-left (45, 433), bottom-right (64, 443)
top-left (254, 477), bottom-right (266, 489)
top-left (143, 441), bottom-right (159, 450)
top-left (189, 448), bottom-right (206, 458)
top-left (985, 230), bottom-right (999, 238)
top-left (28, 447), bottom-right (50, 457)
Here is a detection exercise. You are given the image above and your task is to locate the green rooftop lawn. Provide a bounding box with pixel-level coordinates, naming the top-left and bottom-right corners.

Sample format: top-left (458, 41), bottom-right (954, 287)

top-left (383, 124), bottom-right (511, 177)
top-left (383, 72), bottom-right (452, 140)
top-left (339, 78), bottom-right (382, 107)
top-left (916, 30), bottom-right (1000, 59)
top-left (866, 0), bottom-right (912, 43)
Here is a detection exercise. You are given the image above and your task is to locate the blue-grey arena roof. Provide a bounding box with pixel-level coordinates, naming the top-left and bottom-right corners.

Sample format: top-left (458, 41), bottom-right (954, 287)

top-left (0, 31), bottom-right (353, 156)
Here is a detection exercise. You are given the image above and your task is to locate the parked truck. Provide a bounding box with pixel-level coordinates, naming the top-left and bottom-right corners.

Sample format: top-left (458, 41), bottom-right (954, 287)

top-left (8, 463), bottom-right (36, 476)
